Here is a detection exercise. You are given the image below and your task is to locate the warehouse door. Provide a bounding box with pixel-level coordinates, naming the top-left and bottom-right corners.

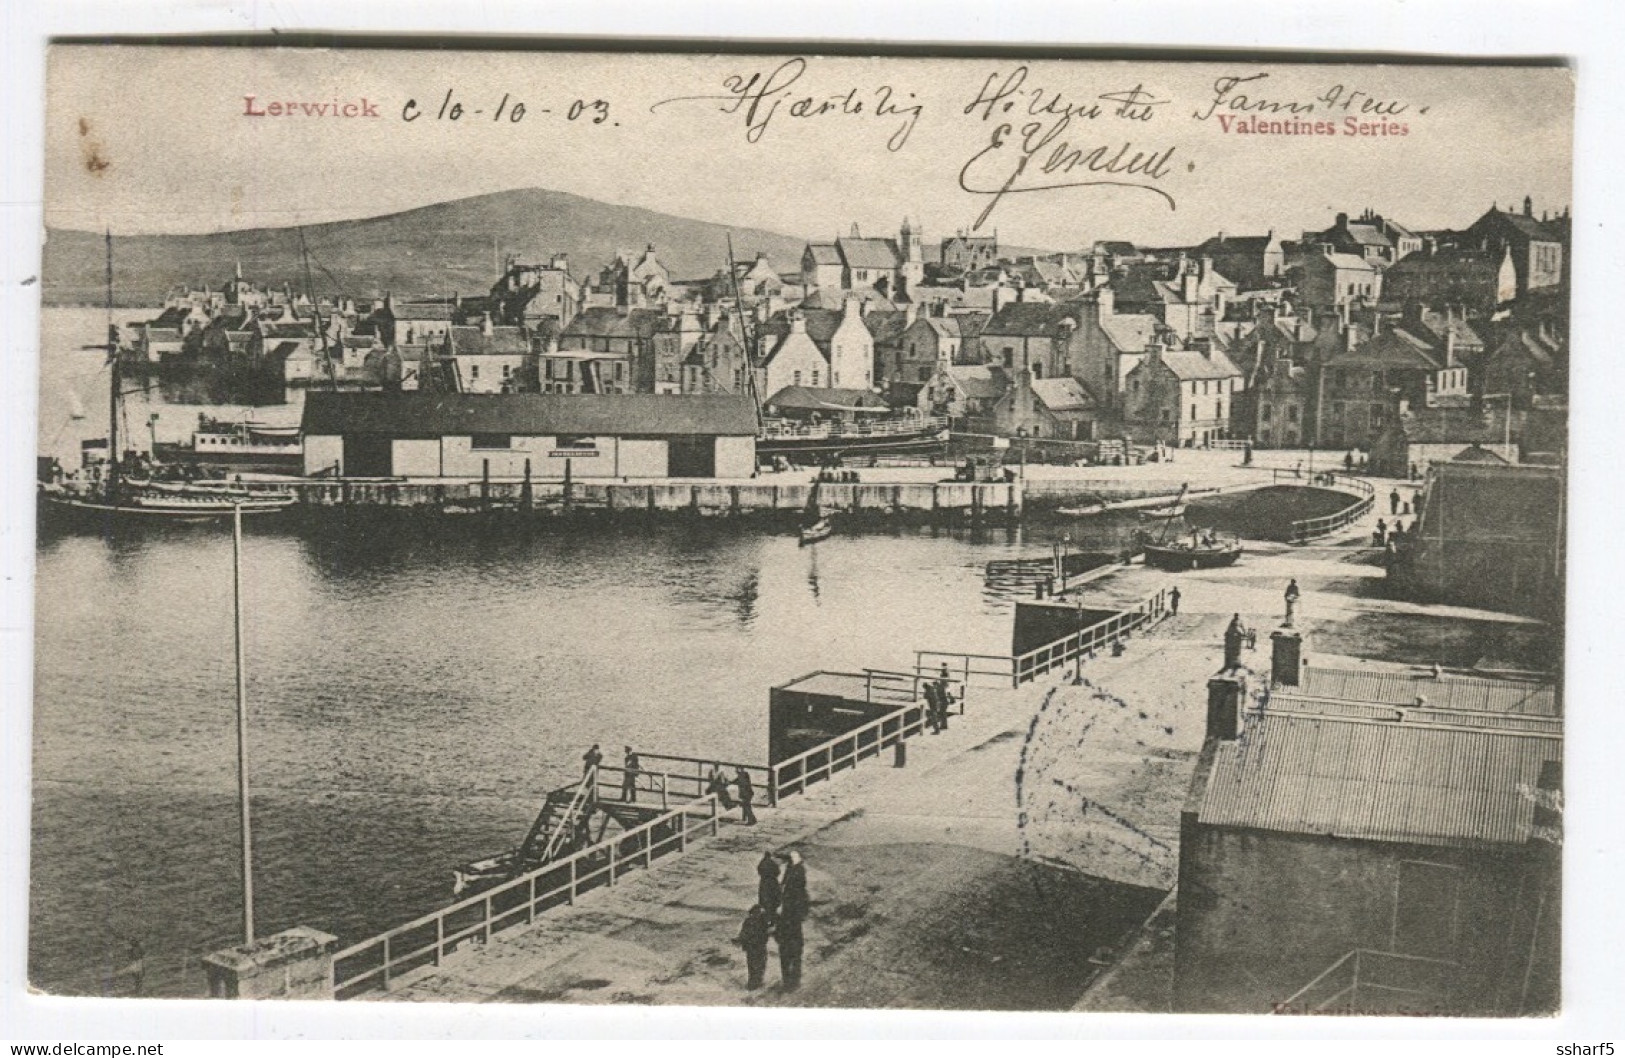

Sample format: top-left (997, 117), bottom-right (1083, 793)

top-left (666, 437), bottom-right (715, 478)
top-left (343, 434), bottom-right (393, 477)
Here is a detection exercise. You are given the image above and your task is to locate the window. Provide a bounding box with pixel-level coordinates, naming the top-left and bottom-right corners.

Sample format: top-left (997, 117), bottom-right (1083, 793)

top-left (1261, 404), bottom-right (1273, 423)
top-left (501, 364), bottom-right (513, 380)
top-left (555, 436), bottom-right (597, 450)
top-left (1033, 363), bottom-right (1044, 379)
top-left (470, 364), bottom-right (480, 380)
top-left (1215, 399), bottom-right (1223, 418)
top-left (1287, 404), bottom-right (1299, 424)
top-left (811, 368), bottom-right (820, 386)
top-left (471, 433), bottom-right (511, 450)
top-left (793, 370), bottom-right (802, 386)
top-left (1190, 403), bottom-right (1197, 421)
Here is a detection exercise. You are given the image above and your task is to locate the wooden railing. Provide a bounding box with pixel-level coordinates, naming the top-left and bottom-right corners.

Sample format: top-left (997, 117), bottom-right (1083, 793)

top-left (768, 702), bottom-right (927, 801)
top-left (1273, 949), bottom-right (1456, 1015)
top-left (1011, 589), bottom-right (1169, 685)
top-left (616, 754), bottom-right (776, 808)
top-left (333, 794), bottom-right (724, 998)
top-left (917, 589), bottom-right (1170, 690)
top-left (1286, 473), bottom-right (1375, 544)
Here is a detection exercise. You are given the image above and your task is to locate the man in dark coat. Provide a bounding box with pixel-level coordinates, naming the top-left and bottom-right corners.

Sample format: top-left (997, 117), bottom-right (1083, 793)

top-left (582, 744), bottom-right (602, 776)
top-left (735, 766), bottom-right (757, 825)
top-left (776, 851), bottom-right (810, 989)
top-left (1223, 614), bottom-right (1246, 672)
top-left (622, 747), bottom-right (640, 803)
top-left (757, 851), bottom-right (782, 919)
top-left (735, 904), bottom-right (773, 990)
top-left (1169, 585), bottom-right (1181, 616)
top-left (923, 680), bottom-right (943, 733)
top-left (1390, 488), bottom-right (1401, 515)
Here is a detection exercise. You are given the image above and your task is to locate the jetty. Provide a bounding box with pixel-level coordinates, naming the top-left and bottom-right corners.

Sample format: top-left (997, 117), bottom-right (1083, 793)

top-left (202, 470), bottom-right (1554, 1011)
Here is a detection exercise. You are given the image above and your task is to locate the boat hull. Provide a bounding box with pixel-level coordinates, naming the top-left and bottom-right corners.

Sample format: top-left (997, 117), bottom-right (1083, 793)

top-left (39, 490), bottom-right (296, 525)
top-left (1142, 544), bottom-right (1243, 571)
top-left (757, 428), bottom-right (948, 459)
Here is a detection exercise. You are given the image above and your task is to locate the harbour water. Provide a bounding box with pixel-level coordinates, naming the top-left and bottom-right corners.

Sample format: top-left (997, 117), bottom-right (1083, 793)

top-left (31, 308), bottom-right (1140, 997)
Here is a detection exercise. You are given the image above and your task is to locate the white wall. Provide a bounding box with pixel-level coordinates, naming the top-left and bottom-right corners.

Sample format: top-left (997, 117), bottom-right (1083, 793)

top-left (392, 439), bottom-right (440, 477)
top-left (618, 439), bottom-right (668, 478)
top-left (440, 434), bottom-right (550, 477)
top-left (715, 435), bottom-right (757, 478)
top-left (304, 434), bottom-right (342, 476)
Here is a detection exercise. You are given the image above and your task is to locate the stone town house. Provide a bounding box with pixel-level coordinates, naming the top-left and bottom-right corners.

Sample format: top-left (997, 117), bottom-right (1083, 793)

top-left (1122, 344), bottom-right (1245, 446)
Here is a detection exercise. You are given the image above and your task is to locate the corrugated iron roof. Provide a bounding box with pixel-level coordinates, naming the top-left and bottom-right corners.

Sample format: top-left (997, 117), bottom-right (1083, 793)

top-left (301, 392), bottom-right (759, 438)
top-left (1260, 692), bottom-right (1561, 734)
top-left (1198, 712), bottom-right (1560, 847)
top-left (1298, 666), bottom-right (1558, 716)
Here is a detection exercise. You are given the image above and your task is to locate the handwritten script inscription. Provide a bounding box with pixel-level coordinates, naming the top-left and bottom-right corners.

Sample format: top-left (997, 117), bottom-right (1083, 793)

top-left (650, 58), bottom-right (924, 152)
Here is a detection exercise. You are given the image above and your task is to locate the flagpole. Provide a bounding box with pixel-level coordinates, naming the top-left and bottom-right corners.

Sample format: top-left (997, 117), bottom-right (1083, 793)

top-left (232, 503), bottom-right (256, 945)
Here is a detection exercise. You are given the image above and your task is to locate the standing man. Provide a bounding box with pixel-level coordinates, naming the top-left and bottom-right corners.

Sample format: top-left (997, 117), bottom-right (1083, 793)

top-left (936, 664), bottom-right (954, 730)
top-left (622, 747), bottom-right (640, 803)
top-left (1390, 488), bottom-right (1400, 515)
top-left (757, 850), bottom-right (782, 920)
top-left (1169, 585), bottom-right (1181, 617)
top-left (1223, 613), bottom-right (1247, 673)
top-left (1283, 579), bottom-right (1301, 628)
top-left (735, 766), bottom-right (757, 825)
top-left (777, 851), bottom-right (809, 990)
top-left (922, 679), bottom-right (942, 734)
top-left (735, 905), bottom-right (772, 991)
top-left (582, 743), bottom-right (603, 777)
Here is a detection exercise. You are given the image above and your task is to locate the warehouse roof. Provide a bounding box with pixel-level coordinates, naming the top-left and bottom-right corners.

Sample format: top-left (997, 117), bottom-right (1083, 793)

top-left (302, 392), bottom-right (759, 438)
top-left (1195, 710), bottom-right (1560, 848)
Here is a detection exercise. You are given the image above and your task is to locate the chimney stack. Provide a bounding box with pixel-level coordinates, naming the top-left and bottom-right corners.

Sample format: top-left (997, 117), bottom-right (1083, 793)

top-left (1206, 676), bottom-right (1246, 741)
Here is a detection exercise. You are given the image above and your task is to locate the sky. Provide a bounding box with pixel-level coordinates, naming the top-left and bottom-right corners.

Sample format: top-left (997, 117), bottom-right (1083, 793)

top-left (44, 46), bottom-right (1574, 250)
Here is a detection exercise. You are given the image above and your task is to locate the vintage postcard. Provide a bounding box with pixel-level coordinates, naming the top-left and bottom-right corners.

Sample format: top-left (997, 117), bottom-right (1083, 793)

top-left (31, 43), bottom-right (1569, 1018)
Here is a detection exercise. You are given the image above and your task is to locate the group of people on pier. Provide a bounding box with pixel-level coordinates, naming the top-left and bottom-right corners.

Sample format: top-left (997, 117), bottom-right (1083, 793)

top-left (736, 849), bottom-right (811, 991)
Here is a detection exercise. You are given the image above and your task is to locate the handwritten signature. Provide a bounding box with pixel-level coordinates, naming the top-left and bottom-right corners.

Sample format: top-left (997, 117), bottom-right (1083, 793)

top-left (958, 66), bottom-right (1180, 230)
top-left (650, 57), bottom-right (923, 152)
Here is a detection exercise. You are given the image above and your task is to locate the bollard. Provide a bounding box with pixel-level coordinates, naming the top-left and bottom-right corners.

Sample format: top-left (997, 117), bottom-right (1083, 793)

top-left (894, 739), bottom-right (907, 768)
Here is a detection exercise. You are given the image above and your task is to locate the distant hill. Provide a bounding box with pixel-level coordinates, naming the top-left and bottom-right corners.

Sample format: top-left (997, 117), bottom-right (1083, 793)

top-left (41, 188), bottom-right (815, 306)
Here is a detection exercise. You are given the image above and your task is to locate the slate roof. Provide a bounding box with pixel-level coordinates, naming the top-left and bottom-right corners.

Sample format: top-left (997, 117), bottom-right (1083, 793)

top-left (944, 365), bottom-right (1005, 401)
top-left (1319, 252), bottom-right (1379, 272)
top-left (1031, 377), bottom-right (1095, 413)
top-left (761, 309), bottom-right (850, 350)
top-left (448, 325), bottom-right (530, 355)
top-left (1329, 327), bottom-right (1441, 371)
top-left (805, 242), bottom-right (843, 266)
top-left (561, 307), bottom-right (666, 340)
top-left (389, 302), bottom-right (456, 321)
top-left (837, 237), bottom-right (904, 270)
top-left (983, 303), bottom-right (1065, 338)
top-left (1157, 349), bottom-right (1243, 381)
top-left (1099, 313), bottom-right (1160, 353)
top-left (302, 392), bottom-right (760, 437)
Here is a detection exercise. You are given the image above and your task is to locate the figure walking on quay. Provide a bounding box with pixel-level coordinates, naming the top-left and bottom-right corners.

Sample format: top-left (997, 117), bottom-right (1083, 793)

top-left (736, 766), bottom-right (757, 825)
top-left (622, 747), bottom-right (641, 803)
top-left (1283, 578), bottom-right (1301, 628)
top-left (936, 663), bottom-right (954, 730)
top-left (1390, 487), bottom-right (1401, 515)
top-left (735, 904), bottom-right (773, 991)
top-left (1169, 585), bottom-right (1181, 617)
top-left (777, 851), bottom-right (810, 991)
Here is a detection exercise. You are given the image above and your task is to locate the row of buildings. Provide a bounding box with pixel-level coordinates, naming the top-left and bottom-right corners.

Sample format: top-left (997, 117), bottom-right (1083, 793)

top-left (131, 199), bottom-right (1570, 458)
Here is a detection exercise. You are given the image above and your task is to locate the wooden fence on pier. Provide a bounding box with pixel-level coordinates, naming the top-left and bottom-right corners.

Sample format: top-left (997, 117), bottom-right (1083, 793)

top-left (328, 587), bottom-right (1171, 999)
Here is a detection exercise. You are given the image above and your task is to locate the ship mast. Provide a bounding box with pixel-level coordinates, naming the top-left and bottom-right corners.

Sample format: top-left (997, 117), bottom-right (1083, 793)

top-left (105, 228), bottom-right (120, 496)
top-left (299, 227), bottom-right (340, 391)
top-left (725, 234), bottom-right (765, 432)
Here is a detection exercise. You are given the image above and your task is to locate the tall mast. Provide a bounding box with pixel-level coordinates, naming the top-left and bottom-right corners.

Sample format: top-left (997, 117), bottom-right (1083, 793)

top-left (299, 228), bottom-right (339, 391)
top-left (105, 229), bottom-right (120, 494)
top-left (725, 234), bottom-right (765, 431)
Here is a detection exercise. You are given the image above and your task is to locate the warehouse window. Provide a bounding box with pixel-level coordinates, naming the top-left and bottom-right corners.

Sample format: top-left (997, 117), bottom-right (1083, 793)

top-left (470, 434), bottom-right (512, 450)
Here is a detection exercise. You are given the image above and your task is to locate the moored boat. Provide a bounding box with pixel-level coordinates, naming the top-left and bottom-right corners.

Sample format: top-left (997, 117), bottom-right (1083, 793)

top-left (1141, 533), bottom-right (1243, 570)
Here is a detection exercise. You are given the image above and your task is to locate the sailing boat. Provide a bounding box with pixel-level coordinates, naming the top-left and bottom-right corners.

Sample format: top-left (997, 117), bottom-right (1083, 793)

top-left (38, 232), bottom-right (296, 525)
top-left (1137, 483), bottom-right (1242, 570)
top-left (799, 480), bottom-right (833, 545)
